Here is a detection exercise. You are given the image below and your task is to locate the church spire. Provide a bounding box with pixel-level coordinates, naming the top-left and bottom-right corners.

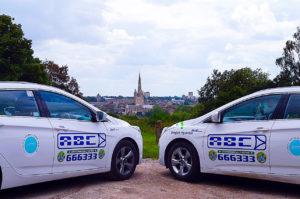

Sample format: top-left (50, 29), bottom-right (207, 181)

top-left (138, 72), bottom-right (142, 92)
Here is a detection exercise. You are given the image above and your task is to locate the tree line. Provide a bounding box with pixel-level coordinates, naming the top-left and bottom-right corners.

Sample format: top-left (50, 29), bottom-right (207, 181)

top-left (197, 26), bottom-right (300, 117)
top-left (0, 14), bottom-right (83, 97)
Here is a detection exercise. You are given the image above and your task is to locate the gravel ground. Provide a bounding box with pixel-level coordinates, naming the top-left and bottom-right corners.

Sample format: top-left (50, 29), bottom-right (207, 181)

top-left (1, 159), bottom-right (300, 199)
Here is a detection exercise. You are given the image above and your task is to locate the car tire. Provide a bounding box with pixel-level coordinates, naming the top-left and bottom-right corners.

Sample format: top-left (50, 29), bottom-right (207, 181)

top-left (110, 140), bottom-right (138, 180)
top-left (167, 141), bottom-right (200, 181)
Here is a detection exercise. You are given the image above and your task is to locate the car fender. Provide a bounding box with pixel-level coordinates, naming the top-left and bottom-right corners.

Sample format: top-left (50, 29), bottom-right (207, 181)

top-left (105, 126), bottom-right (143, 169)
top-left (0, 152), bottom-right (14, 190)
top-left (159, 124), bottom-right (208, 171)
top-left (0, 153), bottom-right (10, 169)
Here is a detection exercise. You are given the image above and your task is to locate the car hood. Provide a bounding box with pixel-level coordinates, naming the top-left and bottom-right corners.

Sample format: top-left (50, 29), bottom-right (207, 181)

top-left (170, 116), bottom-right (204, 128)
top-left (106, 115), bottom-right (130, 126)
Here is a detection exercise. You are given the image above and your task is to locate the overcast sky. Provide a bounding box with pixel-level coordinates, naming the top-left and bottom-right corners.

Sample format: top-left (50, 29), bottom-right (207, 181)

top-left (1, 0), bottom-right (300, 96)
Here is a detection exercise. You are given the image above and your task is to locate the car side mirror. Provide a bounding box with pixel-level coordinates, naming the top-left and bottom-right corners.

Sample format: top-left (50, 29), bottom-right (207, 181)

top-left (211, 112), bottom-right (221, 123)
top-left (94, 111), bottom-right (107, 122)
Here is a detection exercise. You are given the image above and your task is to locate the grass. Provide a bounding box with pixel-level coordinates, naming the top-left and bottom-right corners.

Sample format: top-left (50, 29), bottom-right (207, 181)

top-left (142, 132), bottom-right (159, 159)
top-left (119, 116), bottom-right (177, 159)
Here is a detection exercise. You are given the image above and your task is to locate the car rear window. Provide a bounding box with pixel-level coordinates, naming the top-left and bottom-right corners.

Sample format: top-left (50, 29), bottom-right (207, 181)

top-left (0, 90), bottom-right (40, 117)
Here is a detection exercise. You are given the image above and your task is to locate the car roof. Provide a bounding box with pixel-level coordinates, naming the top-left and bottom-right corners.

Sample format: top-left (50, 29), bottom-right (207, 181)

top-left (0, 81), bottom-right (63, 91)
top-left (0, 81), bottom-right (100, 112)
top-left (251, 86), bottom-right (300, 95)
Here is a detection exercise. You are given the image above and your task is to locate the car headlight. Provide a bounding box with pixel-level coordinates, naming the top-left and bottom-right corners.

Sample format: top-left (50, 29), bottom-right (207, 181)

top-left (130, 126), bottom-right (141, 133)
top-left (161, 127), bottom-right (169, 135)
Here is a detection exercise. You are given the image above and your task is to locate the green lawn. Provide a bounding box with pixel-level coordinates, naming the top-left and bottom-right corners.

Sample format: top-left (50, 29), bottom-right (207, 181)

top-left (119, 116), bottom-right (177, 159)
top-left (142, 132), bottom-right (159, 159)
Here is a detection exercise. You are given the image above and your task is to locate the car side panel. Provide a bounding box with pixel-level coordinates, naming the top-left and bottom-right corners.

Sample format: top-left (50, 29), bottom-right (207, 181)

top-left (0, 165), bottom-right (109, 190)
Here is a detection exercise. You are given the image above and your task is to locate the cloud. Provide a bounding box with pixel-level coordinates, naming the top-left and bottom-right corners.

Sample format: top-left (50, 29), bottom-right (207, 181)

top-left (1, 0), bottom-right (300, 96)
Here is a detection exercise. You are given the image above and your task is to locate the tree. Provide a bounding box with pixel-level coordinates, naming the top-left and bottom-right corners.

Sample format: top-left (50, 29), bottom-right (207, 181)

top-left (146, 106), bottom-right (170, 124)
top-left (0, 15), bottom-right (48, 84)
top-left (44, 60), bottom-right (83, 98)
top-left (174, 105), bottom-right (192, 113)
top-left (274, 27), bottom-right (300, 86)
top-left (198, 67), bottom-right (272, 114)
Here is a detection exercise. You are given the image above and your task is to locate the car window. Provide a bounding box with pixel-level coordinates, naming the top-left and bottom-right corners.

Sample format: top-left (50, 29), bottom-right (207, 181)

top-left (39, 91), bottom-right (91, 121)
top-left (0, 90), bottom-right (40, 117)
top-left (223, 95), bottom-right (281, 123)
top-left (284, 94), bottom-right (300, 119)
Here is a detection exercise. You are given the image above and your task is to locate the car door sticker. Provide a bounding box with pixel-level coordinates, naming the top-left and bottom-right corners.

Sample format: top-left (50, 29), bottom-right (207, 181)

top-left (56, 133), bottom-right (106, 163)
top-left (207, 134), bottom-right (266, 150)
top-left (288, 138), bottom-right (300, 156)
top-left (207, 134), bottom-right (267, 164)
top-left (57, 149), bottom-right (105, 162)
top-left (57, 133), bottom-right (106, 149)
top-left (23, 134), bottom-right (39, 156)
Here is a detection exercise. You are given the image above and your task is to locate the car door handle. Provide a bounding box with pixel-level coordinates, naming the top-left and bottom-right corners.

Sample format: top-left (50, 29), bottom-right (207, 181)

top-left (54, 125), bottom-right (67, 131)
top-left (254, 127), bottom-right (269, 132)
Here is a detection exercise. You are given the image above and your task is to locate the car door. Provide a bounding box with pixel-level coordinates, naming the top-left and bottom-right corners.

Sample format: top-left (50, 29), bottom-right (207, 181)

top-left (204, 94), bottom-right (283, 173)
top-left (38, 91), bottom-right (108, 173)
top-left (270, 94), bottom-right (300, 175)
top-left (0, 90), bottom-right (54, 175)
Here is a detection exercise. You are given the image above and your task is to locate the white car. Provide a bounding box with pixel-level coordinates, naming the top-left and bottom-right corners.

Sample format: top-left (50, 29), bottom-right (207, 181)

top-left (0, 82), bottom-right (142, 190)
top-left (159, 87), bottom-right (300, 184)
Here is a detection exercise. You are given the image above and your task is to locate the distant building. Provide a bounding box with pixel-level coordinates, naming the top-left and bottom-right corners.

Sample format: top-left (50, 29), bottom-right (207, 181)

top-left (96, 93), bottom-right (101, 102)
top-left (134, 73), bottom-right (144, 105)
top-left (188, 92), bottom-right (193, 98)
top-left (126, 73), bottom-right (153, 116)
top-left (171, 98), bottom-right (185, 105)
top-left (144, 91), bottom-right (150, 99)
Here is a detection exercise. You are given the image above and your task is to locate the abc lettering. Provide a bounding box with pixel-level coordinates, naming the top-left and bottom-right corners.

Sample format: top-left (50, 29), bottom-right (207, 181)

top-left (209, 136), bottom-right (250, 147)
top-left (60, 135), bottom-right (96, 146)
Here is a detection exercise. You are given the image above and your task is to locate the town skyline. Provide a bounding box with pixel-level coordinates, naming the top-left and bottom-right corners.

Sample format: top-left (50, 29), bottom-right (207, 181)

top-left (86, 73), bottom-right (199, 98)
top-left (89, 73), bottom-right (198, 116)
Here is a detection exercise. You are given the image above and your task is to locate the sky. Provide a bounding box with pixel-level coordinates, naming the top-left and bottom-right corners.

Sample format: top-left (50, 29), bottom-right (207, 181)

top-left (1, 0), bottom-right (300, 96)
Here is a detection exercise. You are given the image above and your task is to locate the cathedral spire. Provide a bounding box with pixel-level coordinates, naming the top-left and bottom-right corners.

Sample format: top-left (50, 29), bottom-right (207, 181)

top-left (135, 73), bottom-right (144, 105)
top-left (138, 72), bottom-right (142, 92)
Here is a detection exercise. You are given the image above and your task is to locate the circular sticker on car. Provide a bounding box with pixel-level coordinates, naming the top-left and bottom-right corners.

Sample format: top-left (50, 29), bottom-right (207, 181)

top-left (289, 139), bottom-right (300, 156)
top-left (209, 150), bottom-right (217, 161)
top-left (57, 151), bottom-right (66, 162)
top-left (24, 135), bottom-right (39, 155)
top-left (99, 149), bottom-right (105, 159)
top-left (257, 152), bottom-right (266, 163)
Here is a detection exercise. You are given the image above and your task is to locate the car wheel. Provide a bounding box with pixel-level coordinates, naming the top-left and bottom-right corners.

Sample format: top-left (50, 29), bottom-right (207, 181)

top-left (110, 140), bottom-right (138, 180)
top-left (167, 141), bottom-right (200, 181)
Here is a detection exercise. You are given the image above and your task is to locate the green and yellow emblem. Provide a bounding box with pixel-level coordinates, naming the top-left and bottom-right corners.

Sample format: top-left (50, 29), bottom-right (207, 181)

top-left (257, 152), bottom-right (266, 163)
top-left (209, 150), bottom-right (217, 161)
top-left (57, 151), bottom-right (65, 162)
top-left (99, 149), bottom-right (105, 159)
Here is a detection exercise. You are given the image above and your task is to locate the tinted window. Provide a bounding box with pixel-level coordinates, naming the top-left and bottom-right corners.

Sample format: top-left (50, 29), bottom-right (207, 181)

top-left (39, 91), bottom-right (91, 121)
top-left (0, 90), bottom-right (40, 117)
top-left (284, 94), bottom-right (300, 119)
top-left (223, 95), bottom-right (281, 123)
